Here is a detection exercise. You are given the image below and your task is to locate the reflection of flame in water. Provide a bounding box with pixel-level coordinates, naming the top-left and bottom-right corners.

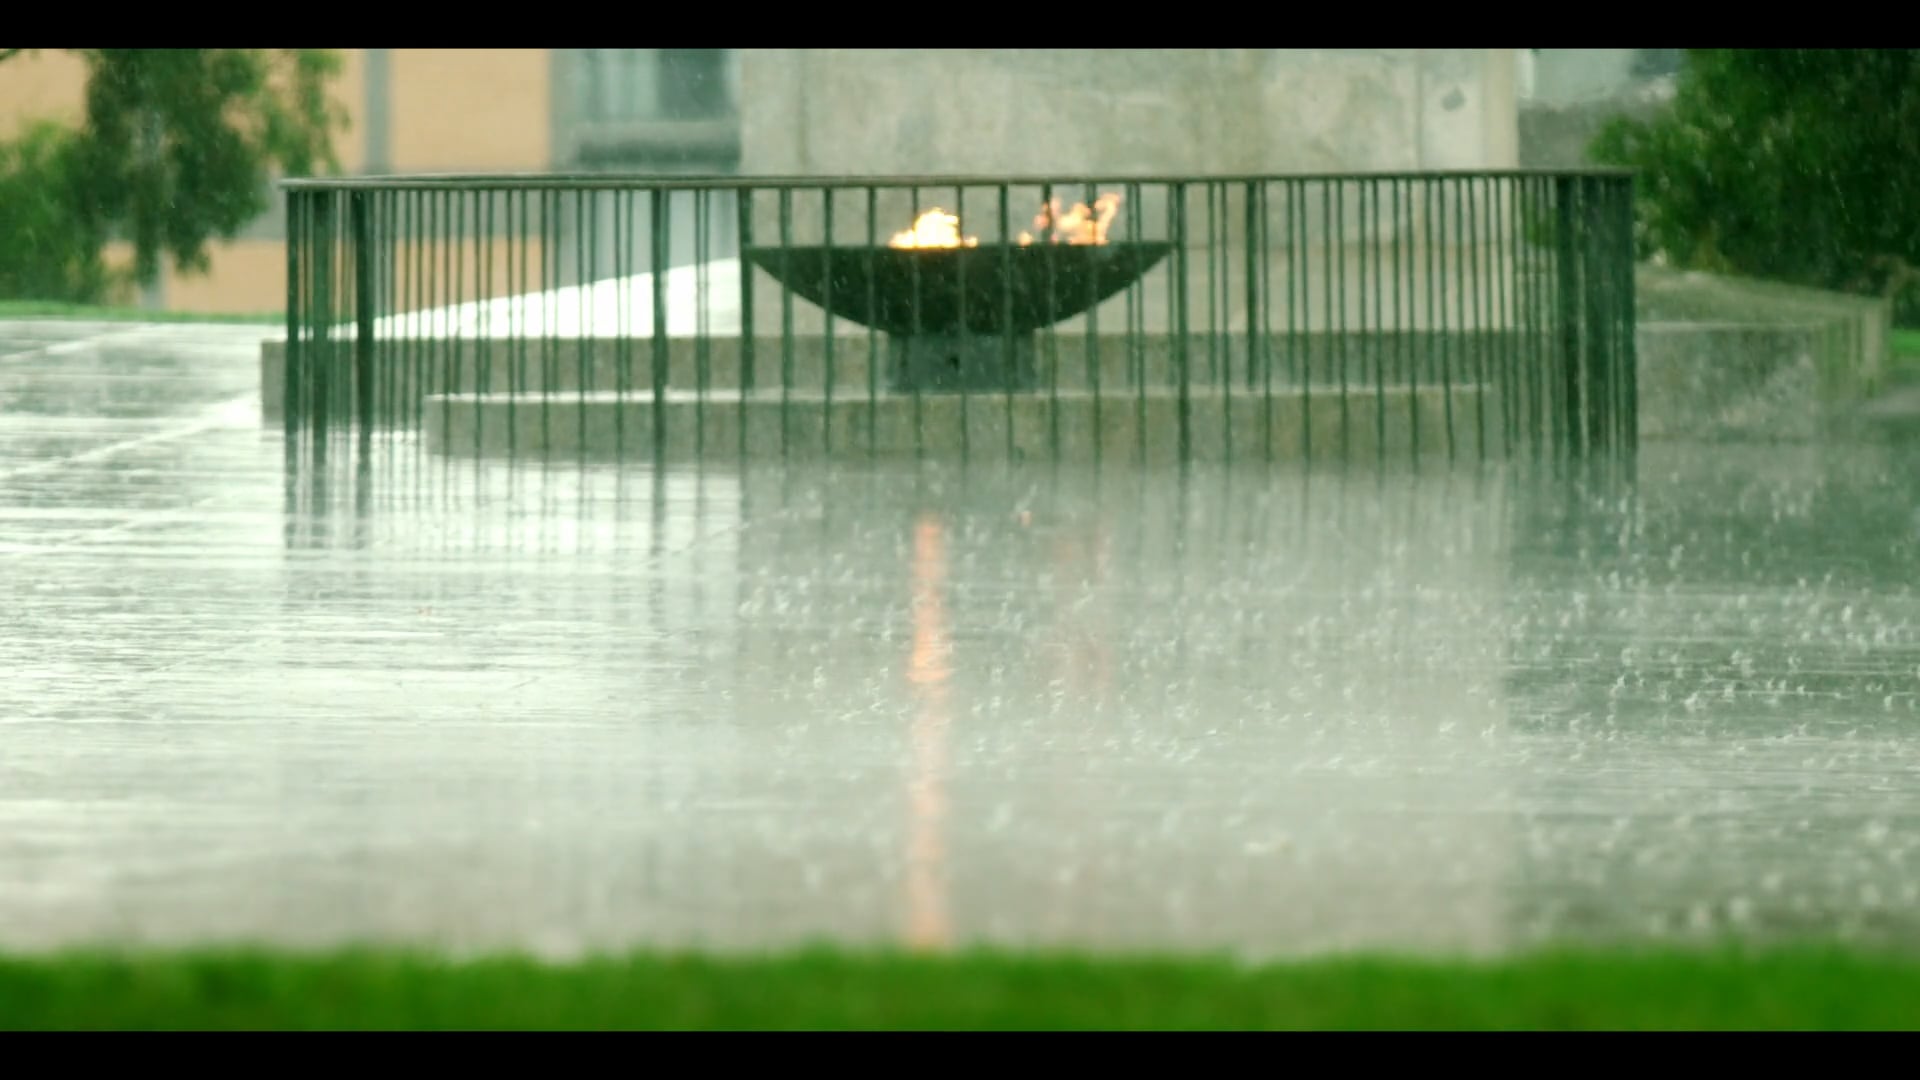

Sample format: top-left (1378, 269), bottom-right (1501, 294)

top-left (888, 193), bottom-right (1124, 250)
top-left (905, 514), bottom-right (952, 950)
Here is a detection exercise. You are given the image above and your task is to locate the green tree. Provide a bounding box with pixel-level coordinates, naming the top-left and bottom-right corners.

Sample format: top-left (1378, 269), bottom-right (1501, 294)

top-left (0, 48), bottom-right (345, 303)
top-left (0, 121), bottom-right (108, 301)
top-left (1591, 49), bottom-right (1920, 323)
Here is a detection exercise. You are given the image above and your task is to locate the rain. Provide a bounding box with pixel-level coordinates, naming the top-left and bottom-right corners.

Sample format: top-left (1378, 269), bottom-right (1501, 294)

top-left (2, 49), bottom-right (1919, 1026)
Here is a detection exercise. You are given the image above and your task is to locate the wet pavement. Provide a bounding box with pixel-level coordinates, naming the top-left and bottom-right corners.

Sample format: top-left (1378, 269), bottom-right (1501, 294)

top-left (3, 321), bottom-right (1919, 961)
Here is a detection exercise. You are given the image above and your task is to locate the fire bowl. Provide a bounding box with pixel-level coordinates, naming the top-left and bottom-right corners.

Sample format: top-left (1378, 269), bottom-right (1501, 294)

top-left (742, 242), bottom-right (1174, 393)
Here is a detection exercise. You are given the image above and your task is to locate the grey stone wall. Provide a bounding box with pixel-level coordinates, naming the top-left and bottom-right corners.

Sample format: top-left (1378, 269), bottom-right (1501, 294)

top-left (731, 51), bottom-right (1524, 339)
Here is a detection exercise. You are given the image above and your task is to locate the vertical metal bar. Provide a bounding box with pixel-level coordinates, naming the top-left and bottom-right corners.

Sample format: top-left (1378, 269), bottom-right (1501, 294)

top-left (404, 190), bottom-right (420, 440)
top-left (1487, 176), bottom-right (1508, 460)
top-left (738, 188), bottom-right (756, 458)
top-left (1369, 178), bottom-right (1385, 466)
top-left (1166, 184), bottom-right (1179, 460)
top-left (822, 187), bottom-right (836, 457)
top-left (449, 190), bottom-right (469, 457)
top-left (284, 190), bottom-right (303, 447)
top-left (309, 192), bottom-right (333, 461)
top-left (538, 189), bottom-right (552, 454)
top-left (957, 184), bottom-right (971, 463)
top-left (569, 190), bottom-right (585, 460)
top-left (778, 186), bottom-right (794, 458)
top-left (1532, 176), bottom-right (1549, 458)
top-left (584, 190), bottom-right (601, 461)
top-left (1593, 176), bottom-right (1616, 455)
top-left (1173, 181), bottom-right (1191, 466)
top-left (999, 184), bottom-right (1015, 461)
top-left (865, 186), bottom-right (878, 457)
top-left (1620, 178), bottom-right (1635, 455)
top-left (435, 190), bottom-right (450, 459)
top-left (1517, 176), bottom-right (1536, 458)
top-left (378, 190), bottom-right (395, 439)
top-left (479, 190), bottom-right (494, 425)
top-left (612, 189), bottom-right (627, 459)
top-left (1317, 182), bottom-right (1333, 459)
top-left (612, 187), bottom-right (629, 459)
top-left (1577, 176), bottom-right (1600, 454)
top-left (1448, 178), bottom-right (1466, 464)
top-left (1419, 179), bottom-right (1434, 455)
top-left (1292, 180), bottom-right (1307, 465)
top-left (340, 191), bottom-right (355, 443)
top-left (1465, 176), bottom-right (1485, 463)
top-left (1205, 182), bottom-right (1220, 389)
top-left (909, 185), bottom-right (924, 458)
top-left (383, 190), bottom-right (400, 446)
top-left (1537, 176), bottom-right (1557, 455)
top-left (462, 189), bottom-right (480, 457)
top-left (1333, 180), bottom-right (1348, 463)
top-left (1355, 178), bottom-right (1370, 464)
top-left (314, 192), bottom-right (331, 447)
top-left (1043, 182), bottom-right (1060, 461)
top-left (323, 190), bottom-right (342, 448)
top-left (1480, 177), bottom-right (1499, 458)
top-left (1511, 178), bottom-right (1531, 459)
top-left (652, 186), bottom-right (670, 463)
top-left (1218, 181), bottom-right (1232, 399)
top-left (1617, 177), bottom-right (1636, 456)
top-left (1605, 175), bottom-right (1623, 455)
top-left (514, 189), bottom-right (529, 459)
top-left (1497, 175), bottom-right (1512, 457)
top-left (1583, 176), bottom-right (1611, 455)
top-left (1127, 181), bottom-right (1144, 466)
top-left (1215, 182), bottom-right (1231, 462)
top-left (499, 189), bottom-right (514, 428)
top-left (1081, 182), bottom-right (1099, 467)
top-left (1554, 175), bottom-right (1581, 458)
top-left (1396, 177), bottom-right (1416, 465)
top-left (695, 188), bottom-right (711, 457)
top-left (1247, 180), bottom-right (1266, 460)
top-left (1496, 177), bottom-right (1517, 459)
top-left (480, 189), bottom-right (503, 457)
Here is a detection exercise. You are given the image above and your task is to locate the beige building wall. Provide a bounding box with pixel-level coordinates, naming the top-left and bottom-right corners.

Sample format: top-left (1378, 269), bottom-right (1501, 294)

top-left (164, 241), bottom-right (290, 315)
top-left (0, 50), bottom-right (91, 140)
top-left (389, 49), bottom-right (550, 171)
top-left (331, 49), bottom-right (369, 176)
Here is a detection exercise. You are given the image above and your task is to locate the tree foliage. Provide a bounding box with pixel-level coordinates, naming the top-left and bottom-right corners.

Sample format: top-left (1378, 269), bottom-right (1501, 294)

top-left (0, 121), bottom-right (109, 301)
top-left (1591, 49), bottom-right (1920, 323)
top-left (0, 49), bottom-right (344, 303)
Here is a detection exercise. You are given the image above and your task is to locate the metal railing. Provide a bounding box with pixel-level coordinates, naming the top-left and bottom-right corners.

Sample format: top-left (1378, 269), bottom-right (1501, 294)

top-left (281, 170), bottom-right (1637, 470)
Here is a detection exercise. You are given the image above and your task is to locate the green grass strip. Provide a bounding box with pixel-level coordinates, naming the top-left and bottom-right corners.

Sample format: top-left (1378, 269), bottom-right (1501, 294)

top-left (0, 300), bottom-right (280, 325)
top-left (3, 945), bottom-right (1918, 1030)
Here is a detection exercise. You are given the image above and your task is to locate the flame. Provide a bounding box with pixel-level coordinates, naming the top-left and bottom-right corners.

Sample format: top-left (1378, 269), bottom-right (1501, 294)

top-left (890, 208), bottom-right (979, 249)
top-left (891, 193), bottom-right (1125, 250)
top-left (1019, 192), bottom-right (1123, 246)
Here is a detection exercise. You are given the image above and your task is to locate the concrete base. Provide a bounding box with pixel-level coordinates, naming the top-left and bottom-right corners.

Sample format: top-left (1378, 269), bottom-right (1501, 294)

top-left (891, 332), bottom-right (1038, 394)
top-left (1636, 321), bottom-right (1827, 441)
top-left (262, 329), bottom-right (1526, 423)
top-left (422, 386), bottom-right (1498, 465)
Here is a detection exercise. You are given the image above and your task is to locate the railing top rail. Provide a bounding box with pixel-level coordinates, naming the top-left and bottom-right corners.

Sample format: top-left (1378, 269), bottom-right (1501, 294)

top-left (280, 168), bottom-right (1636, 193)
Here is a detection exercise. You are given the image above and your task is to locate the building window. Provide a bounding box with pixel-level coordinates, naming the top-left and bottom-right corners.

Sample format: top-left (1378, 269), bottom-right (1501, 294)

top-left (576, 49), bottom-right (734, 125)
top-left (659, 49), bottom-right (731, 120)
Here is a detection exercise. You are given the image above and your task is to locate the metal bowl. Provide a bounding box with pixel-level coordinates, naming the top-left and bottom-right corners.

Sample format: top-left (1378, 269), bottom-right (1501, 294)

top-left (742, 242), bottom-right (1174, 337)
